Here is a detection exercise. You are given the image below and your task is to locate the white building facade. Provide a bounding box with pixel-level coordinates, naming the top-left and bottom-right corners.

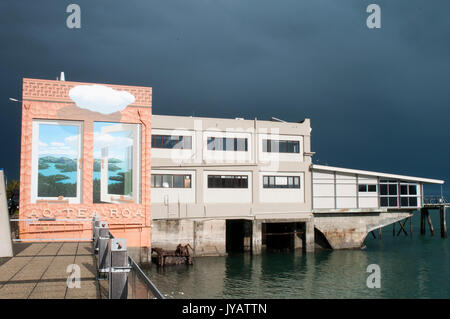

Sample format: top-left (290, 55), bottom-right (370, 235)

top-left (149, 115), bottom-right (444, 255)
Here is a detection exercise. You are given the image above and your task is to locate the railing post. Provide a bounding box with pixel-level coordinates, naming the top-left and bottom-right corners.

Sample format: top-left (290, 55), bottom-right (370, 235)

top-left (109, 238), bottom-right (131, 299)
top-left (97, 222), bottom-right (110, 275)
top-left (94, 221), bottom-right (106, 255)
top-left (92, 214), bottom-right (101, 241)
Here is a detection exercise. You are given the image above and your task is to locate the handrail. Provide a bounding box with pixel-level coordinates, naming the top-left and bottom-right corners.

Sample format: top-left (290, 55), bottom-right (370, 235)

top-left (128, 256), bottom-right (164, 299)
top-left (107, 230), bottom-right (164, 299)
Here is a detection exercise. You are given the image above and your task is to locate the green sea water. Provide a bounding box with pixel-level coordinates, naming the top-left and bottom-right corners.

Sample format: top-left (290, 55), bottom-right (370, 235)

top-left (144, 211), bottom-right (449, 299)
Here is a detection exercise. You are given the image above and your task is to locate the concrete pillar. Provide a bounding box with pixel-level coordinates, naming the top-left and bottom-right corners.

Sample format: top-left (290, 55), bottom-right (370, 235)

top-left (0, 170), bottom-right (13, 257)
top-left (252, 220), bottom-right (262, 255)
top-left (305, 220), bottom-right (315, 252)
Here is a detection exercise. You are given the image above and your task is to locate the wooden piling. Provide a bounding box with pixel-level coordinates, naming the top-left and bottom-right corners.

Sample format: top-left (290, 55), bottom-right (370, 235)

top-left (426, 210), bottom-right (435, 236)
top-left (440, 207), bottom-right (447, 239)
top-left (378, 228), bottom-right (382, 239)
top-left (397, 220), bottom-right (408, 237)
top-left (410, 216), bottom-right (413, 237)
top-left (420, 209), bottom-right (426, 235)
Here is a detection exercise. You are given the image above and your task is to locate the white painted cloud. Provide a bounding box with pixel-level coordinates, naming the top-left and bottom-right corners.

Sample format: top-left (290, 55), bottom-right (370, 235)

top-left (69, 84), bottom-right (135, 114)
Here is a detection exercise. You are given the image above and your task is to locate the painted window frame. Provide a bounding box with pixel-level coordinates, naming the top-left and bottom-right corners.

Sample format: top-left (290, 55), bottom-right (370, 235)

top-left (98, 123), bottom-right (141, 204)
top-left (31, 119), bottom-right (83, 204)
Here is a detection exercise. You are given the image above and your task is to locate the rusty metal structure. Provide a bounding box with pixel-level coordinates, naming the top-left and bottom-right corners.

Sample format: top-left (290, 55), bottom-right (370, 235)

top-left (151, 244), bottom-right (193, 267)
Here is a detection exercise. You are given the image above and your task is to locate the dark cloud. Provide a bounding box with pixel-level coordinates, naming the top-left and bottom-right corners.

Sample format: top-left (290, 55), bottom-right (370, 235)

top-left (0, 0), bottom-right (449, 196)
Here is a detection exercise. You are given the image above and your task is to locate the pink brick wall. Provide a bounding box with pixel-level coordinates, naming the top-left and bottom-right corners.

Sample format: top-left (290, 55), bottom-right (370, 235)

top-left (19, 78), bottom-right (152, 249)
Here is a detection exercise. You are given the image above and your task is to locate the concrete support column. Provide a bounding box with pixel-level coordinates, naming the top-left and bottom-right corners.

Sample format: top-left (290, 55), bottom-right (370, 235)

top-left (305, 220), bottom-right (315, 252)
top-left (252, 220), bottom-right (262, 255)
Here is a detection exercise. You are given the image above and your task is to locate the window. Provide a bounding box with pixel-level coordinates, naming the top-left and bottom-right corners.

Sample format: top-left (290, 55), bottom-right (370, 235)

top-left (152, 135), bottom-right (192, 149)
top-left (358, 184), bottom-right (377, 192)
top-left (380, 180), bottom-right (398, 207)
top-left (263, 175), bottom-right (301, 189)
top-left (93, 122), bottom-right (141, 204)
top-left (207, 175), bottom-right (248, 188)
top-left (151, 174), bottom-right (191, 188)
top-left (31, 120), bottom-right (82, 203)
top-left (379, 180), bottom-right (418, 208)
top-left (399, 183), bottom-right (418, 207)
top-left (207, 137), bottom-right (248, 151)
top-left (262, 139), bottom-right (300, 153)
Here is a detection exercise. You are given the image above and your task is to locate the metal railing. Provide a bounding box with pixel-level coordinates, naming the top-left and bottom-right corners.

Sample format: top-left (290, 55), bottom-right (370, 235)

top-left (423, 195), bottom-right (447, 205)
top-left (93, 217), bottom-right (164, 299)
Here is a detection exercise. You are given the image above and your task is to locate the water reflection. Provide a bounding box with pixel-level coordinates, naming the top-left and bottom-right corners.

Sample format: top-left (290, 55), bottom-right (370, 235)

top-left (144, 213), bottom-right (449, 299)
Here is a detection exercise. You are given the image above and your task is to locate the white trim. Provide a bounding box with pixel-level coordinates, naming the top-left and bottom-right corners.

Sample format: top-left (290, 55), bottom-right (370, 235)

top-left (99, 123), bottom-right (141, 204)
top-left (312, 165), bottom-right (444, 185)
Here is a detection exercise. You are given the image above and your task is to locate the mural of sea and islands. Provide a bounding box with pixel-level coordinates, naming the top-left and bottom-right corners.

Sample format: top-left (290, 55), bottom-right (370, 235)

top-left (37, 122), bottom-right (133, 200)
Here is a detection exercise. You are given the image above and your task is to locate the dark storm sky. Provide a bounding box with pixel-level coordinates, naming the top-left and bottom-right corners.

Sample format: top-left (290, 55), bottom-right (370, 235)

top-left (1, 1), bottom-right (449, 194)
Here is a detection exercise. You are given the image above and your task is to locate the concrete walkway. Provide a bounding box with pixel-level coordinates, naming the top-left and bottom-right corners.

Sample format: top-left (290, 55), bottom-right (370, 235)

top-left (0, 242), bottom-right (100, 299)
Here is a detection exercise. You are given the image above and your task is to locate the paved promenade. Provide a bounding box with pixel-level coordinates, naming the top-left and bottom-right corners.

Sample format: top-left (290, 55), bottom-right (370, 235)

top-left (0, 242), bottom-right (100, 299)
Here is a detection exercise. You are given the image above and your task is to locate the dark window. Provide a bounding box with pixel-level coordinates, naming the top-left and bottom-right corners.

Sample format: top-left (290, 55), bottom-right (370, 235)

top-left (359, 184), bottom-right (367, 192)
top-left (388, 184), bottom-right (397, 195)
top-left (380, 184), bottom-right (388, 195)
top-left (263, 175), bottom-right (301, 189)
top-left (389, 197), bottom-right (398, 207)
top-left (380, 197), bottom-right (388, 207)
top-left (151, 174), bottom-right (192, 188)
top-left (400, 185), bottom-right (408, 195)
top-left (152, 135), bottom-right (192, 149)
top-left (262, 139), bottom-right (300, 153)
top-left (368, 185), bottom-right (377, 192)
top-left (207, 175), bottom-right (248, 188)
top-left (401, 197), bottom-right (409, 207)
top-left (207, 137), bottom-right (247, 151)
top-left (409, 185), bottom-right (417, 195)
top-left (409, 197), bottom-right (417, 206)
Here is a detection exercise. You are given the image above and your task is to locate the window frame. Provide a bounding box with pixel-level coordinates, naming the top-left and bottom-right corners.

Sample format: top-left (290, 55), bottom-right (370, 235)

top-left (98, 123), bottom-right (141, 204)
top-left (151, 174), bottom-right (192, 189)
top-left (152, 134), bottom-right (192, 150)
top-left (207, 175), bottom-right (249, 188)
top-left (263, 175), bottom-right (301, 189)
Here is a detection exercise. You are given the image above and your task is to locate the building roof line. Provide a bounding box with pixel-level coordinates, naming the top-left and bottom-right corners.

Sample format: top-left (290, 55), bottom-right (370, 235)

top-left (311, 164), bottom-right (445, 185)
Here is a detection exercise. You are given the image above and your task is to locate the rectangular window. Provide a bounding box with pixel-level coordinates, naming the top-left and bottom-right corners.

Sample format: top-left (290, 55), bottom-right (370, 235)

top-left (32, 120), bottom-right (83, 203)
top-left (380, 180), bottom-right (399, 208)
top-left (152, 135), bottom-right (192, 149)
top-left (263, 175), bottom-right (301, 189)
top-left (207, 175), bottom-right (248, 188)
top-left (93, 122), bottom-right (141, 204)
top-left (262, 139), bottom-right (300, 153)
top-left (151, 174), bottom-right (191, 188)
top-left (358, 184), bottom-right (377, 192)
top-left (399, 183), bottom-right (419, 207)
top-left (207, 137), bottom-right (248, 152)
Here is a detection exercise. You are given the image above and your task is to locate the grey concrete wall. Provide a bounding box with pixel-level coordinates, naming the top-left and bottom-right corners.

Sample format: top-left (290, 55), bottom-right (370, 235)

top-left (151, 219), bottom-right (227, 256)
top-left (313, 212), bottom-right (412, 249)
top-left (0, 171), bottom-right (13, 258)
